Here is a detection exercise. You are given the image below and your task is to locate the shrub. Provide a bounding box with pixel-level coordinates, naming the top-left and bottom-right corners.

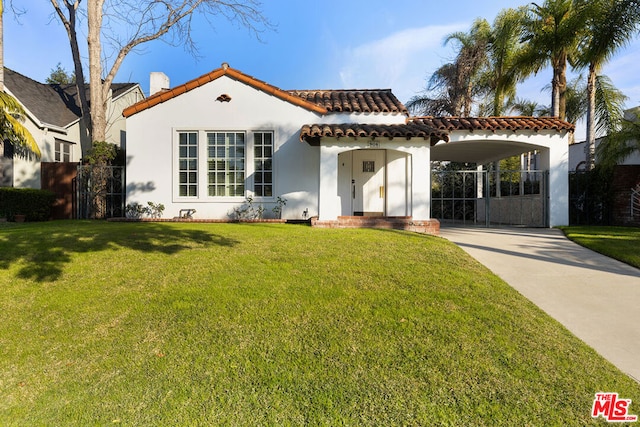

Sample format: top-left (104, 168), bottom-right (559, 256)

top-left (0, 188), bottom-right (55, 221)
top-left (125, 202), bottom-right (165, 219)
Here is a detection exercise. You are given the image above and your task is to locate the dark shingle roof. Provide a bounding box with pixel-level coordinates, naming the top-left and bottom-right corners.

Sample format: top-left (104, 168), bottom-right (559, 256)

top-left (4, 68), bottom-right (137, 128)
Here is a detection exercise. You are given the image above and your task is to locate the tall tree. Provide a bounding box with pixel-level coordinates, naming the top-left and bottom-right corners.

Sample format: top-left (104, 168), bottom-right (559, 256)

top-left (444, 19), bottom-right (491, 116)
top-left (575, 0), bottom-right (640, 169)
top-left (518, 0), bottom-right (587, 120)
top-left (50, 0), bottom-right (269, 150)
top-left (481, 7), bottom-right (528, 116)
top-left (0, 0), bottom-right (40, 158)
top-left (407, 19), bottom-right (490, 116)
top-left (46, 62), bottom-right (75, 84)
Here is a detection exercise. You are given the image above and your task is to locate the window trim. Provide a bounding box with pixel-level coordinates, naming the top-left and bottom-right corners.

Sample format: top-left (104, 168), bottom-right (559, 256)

top-left (173, 129), bottom-right (277, 203)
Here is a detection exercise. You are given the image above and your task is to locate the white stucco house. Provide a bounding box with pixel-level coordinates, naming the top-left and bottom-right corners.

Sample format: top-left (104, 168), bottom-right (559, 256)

top-left (124, 64), bottom-right (573, 232)
top-left (1, 68), bottom-right (144, 188)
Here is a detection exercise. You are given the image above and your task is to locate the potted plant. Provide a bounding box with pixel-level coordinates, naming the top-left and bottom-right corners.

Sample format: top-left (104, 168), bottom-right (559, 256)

top-left (14, 213), bottom-right (26, 223)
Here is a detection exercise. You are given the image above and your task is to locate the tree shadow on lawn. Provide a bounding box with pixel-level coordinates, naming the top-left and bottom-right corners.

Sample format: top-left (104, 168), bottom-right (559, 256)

top-left (0, 222), bottom-right (239, 282)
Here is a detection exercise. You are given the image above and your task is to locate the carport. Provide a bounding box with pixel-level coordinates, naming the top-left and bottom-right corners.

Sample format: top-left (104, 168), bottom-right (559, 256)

top-left (421, 117), bottom-right (574, 227)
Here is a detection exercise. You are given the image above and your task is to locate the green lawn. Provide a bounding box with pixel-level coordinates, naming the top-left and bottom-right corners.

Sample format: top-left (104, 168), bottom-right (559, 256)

top-left (1, 221), bottom-right (638, 425)
top-left (561, 226), bottom-right (640, 269)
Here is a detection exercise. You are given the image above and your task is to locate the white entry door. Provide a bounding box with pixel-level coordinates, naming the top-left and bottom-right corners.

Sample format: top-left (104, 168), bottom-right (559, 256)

top-left (352, 150), bottom-right (385, 216)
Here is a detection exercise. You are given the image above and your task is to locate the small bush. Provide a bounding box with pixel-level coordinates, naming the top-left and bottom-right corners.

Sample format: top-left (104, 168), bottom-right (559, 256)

top-left (125, 202), bottom-right (165, 219)
top-left (0, 188), bottom-right (55, 221)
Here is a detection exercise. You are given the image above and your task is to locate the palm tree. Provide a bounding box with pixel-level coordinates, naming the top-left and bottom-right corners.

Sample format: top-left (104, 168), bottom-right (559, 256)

top-left (0, 0), bottom-right (40, 158)
top-left (597, 109), bottom-right (640, 170)
top-left (575, 0), bottom-right (640, 169)
top-left (481, 7), bottom-right (528, 116)
top-left (518, 0), bottom-right (588, 120)
top-left (407, 19), bottom-right (490, 116)
top-left (406, 63), bottom-right (459, 116)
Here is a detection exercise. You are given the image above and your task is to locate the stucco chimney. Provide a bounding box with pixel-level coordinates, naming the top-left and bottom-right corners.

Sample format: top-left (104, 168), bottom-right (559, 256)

top-left (150, 72), bottom-right (170, 96)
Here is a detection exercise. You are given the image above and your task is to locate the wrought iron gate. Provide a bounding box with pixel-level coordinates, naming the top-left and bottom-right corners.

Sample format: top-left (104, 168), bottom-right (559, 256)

top-left (431, 169), bottom-right (548, 227)
top-left (74, 165), bottom-right (125, 219)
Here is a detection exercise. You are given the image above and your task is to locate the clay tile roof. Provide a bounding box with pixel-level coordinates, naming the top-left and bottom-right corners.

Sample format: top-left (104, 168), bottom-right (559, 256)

top-left (288, 89), bottom-right (408, 114)
top-left (300, 121), bottom-right (449, 145)
top-left (411, 116), bottom-right (574, 132)
top-left (123, 65), bottom-right (327, 117)
top-left (123, 63), bottom-right (410, 117)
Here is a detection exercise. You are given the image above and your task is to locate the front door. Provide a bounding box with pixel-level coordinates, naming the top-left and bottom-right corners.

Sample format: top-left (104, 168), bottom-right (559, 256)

top-left (352, 150), bottom-right (385, 216)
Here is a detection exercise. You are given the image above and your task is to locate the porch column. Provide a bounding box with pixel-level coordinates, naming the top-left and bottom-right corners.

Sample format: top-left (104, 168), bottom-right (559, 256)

top-left (539, 139), bottom-right (569, 226)
top-left (411, 145), bottom-right (431, 220)
top-left (318, 145), bottom-right (341, 221)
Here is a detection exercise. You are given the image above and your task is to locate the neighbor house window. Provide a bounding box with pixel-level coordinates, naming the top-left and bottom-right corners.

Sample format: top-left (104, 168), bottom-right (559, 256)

top-left (207, 132), bottom-right (245, 197)
top-left (178, 132), bottom-right (198, 197)
top-left (55, 140), bottom-right (71, 162)
top-left (253, 132), bottom-right (273, 197)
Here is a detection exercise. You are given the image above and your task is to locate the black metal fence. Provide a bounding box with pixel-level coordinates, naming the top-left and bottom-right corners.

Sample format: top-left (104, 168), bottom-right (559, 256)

top-left (568, 170), bottom-right (612, 225)
top-left (74, 165), bottom-right (125, 219)
top-left (431, 169), bottom-right (548, 227)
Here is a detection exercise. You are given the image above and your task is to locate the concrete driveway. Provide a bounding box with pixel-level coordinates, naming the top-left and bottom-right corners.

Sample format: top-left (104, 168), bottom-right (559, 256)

top-left (439, 226), bottom-right (640, 383)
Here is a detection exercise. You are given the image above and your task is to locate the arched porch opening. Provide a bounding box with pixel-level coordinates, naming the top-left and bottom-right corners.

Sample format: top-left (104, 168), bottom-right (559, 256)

top-left (430, 136), bottom-right (562, 227)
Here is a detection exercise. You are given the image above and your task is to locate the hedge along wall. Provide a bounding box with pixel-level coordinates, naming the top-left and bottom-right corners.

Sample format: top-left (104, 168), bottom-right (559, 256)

top-left (0, 188), bottom-right (56, 221)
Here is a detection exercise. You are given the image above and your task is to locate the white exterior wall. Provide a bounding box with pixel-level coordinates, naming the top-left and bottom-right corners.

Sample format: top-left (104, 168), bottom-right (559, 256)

top-left (569, 140), bottom-right (640, 170)
top-left (126, 75), bottom-right (413, 220)
top-left (317, 139), bottom-right (429, 221)
top-left (126, 76), bottom-right (327, 219)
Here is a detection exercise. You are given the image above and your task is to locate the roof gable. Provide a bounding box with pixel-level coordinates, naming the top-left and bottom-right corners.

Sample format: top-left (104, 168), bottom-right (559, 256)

top-left (123, 64), bottom-right (409, 118)
top-left (123, 64), bottom-right (327, 117)
top-left (4, 68), bottom-right (140, 129)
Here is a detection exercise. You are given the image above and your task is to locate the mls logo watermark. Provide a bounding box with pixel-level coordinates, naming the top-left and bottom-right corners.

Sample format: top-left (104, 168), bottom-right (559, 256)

top-left (592, 392), bottom-right (638, 422)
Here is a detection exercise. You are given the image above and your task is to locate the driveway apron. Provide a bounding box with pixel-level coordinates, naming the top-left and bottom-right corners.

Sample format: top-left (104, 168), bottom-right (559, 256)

top-left (439, 226), bottom-right (640, 383)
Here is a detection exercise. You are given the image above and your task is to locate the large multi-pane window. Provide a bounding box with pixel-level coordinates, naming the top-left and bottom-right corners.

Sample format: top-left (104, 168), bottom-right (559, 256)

top-left (178, 132), bottom-right (198, 197)
top-left (253, 132), bottom-right (273, 197)
top-left (207, 132), bottom-right (245, 197)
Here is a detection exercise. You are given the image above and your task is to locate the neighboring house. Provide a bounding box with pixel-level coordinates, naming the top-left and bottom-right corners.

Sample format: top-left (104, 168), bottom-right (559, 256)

top-left (1, 68), bottom-right (144, 188)
top-left (569, 106), bottom-right (640, 171)
top-left (124, 63), bottom-right (572, 230)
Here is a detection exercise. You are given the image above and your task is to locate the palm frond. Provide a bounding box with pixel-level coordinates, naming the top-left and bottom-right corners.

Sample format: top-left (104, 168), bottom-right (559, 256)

top-left (0, 91), bottom-right (41, 158)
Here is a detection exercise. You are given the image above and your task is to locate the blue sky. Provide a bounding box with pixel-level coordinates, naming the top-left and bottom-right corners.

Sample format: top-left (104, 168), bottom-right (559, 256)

top-left (4, 0), bottom-right (640, 139)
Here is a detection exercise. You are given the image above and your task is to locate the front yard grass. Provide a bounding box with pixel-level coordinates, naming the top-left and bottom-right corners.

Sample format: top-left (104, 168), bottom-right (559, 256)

top-left (561, 226), bottom-right (640, 269)
top-left (1, 221), bottom-right (638, 425)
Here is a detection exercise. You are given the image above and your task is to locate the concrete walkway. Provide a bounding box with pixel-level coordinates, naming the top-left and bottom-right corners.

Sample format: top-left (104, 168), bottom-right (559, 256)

top-left (439, 226), bottom-right (640, 382)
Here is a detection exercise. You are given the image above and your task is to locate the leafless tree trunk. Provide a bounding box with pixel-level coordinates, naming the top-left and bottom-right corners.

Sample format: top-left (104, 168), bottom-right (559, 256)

top-left (50, 0), bottom-right (92, 150)
top-left (50, 0), bottom-right (269, 152)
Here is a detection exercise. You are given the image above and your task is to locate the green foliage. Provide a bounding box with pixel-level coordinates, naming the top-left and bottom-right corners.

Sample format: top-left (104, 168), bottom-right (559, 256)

top-left (0, 188), bottom-right (55, 221)
top-left (272, 196), bottom-right (287, 219)
top-left (231, 196), bottom-right (265, 219)
top-left (0, 222), bottom-right (638, 424)
top-left (45, 62), bottom-right (76, 85)
top-left (85, 141), bottom-right (117, 165)
top-left (0, 91), bottom-right (41, 159)
top-left (125, 202), bottom-right (165, 219)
